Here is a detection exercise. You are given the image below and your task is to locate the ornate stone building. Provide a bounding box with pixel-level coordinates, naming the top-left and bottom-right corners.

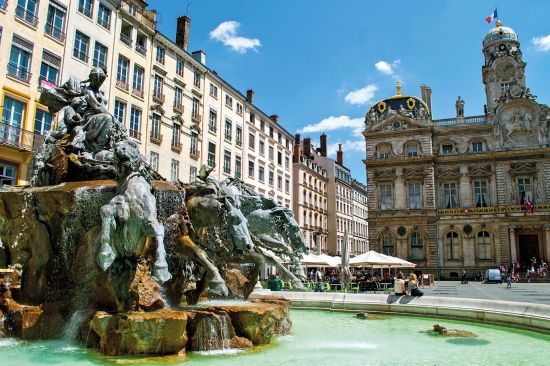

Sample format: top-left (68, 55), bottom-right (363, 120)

top-left (363, 22), bottom-right (550, 279)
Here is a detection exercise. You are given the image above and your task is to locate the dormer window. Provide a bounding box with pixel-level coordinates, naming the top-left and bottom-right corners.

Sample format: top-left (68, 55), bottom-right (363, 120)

top-left (405, 142), bottom-right (419, 157)
top-left (500, 83), bottom-right (510, 94)
top-left (472, 141), bottom-right (483, 153)
top-left (442, 144), bottom-right (454, 155)
top-left (377, 144), bottom-right (392, 159)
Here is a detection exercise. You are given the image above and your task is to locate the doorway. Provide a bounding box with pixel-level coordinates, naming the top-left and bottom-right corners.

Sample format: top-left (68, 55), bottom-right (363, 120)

top-left (518, 234), bottom-right (539, 267)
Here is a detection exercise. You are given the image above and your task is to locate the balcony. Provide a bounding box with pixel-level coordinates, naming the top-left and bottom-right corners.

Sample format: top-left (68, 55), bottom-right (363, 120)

top-left (0, 122), bottom-right (39, 151)
top-left (120, 33), bottom-right (132, 46)
top-left (132, 87), bottom-right (144, 99)
top-left (7, 63), bottom-right (31, 84)
top-left (171, 141), bottom-right (182, 153)
top-left (135, 43), bottom-right (147, 55)
top-left (129, 129), bottom-right (141, 140)
top-left (73, 49), bottom-right (89, 63)
top-left (44, 22), bottom-right (65, 42)
top-left (433, 115), bottom-right (488, 127)
top-left (192, 113), bottom-right (202, 123)
top-left (150, 130), bottom-right (162, 145)
top-left (190, 148), bottom-right (200, 160)
top-left (121, 0), bottom-right (156, 30)
top-left (116, 79), bottom-right (129, 91)
top-left (15, 5), bottom-right (38, 27)
top-left (173, 102), bottom-right (184, 114)
top-left (0, 0), bottom-right (8, 12)
top-left (152, 91), bottom-right (165, 104)
top-left (436, 204), bottom-right (550, 216)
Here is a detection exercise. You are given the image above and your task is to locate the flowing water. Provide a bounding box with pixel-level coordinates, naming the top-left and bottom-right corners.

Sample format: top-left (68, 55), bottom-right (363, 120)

top-left (1, 310), bottom-right (550, 365)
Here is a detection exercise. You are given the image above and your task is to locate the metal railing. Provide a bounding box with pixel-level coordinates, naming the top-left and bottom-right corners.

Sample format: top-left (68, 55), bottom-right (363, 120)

top-left (171, 141), bottom-right (182, 153)
top-left (152, 91), bottom-right (165, 104)
top-left (173, 102), bottom-right (184, 113)
top-left (73, 48), bottom-right (89, 63)
top-left (192, 113), bottom-right (202, 123)
top-left (434, 115), bottom-right (488, 127)
top-left (0, 122), bottom-right (37, 151)
top-left (131, 87), bottom-right (144, 98)
top-left (116, 79), bottom-right (129, 91)
top-left (7, 63), bottom-right (31, 83)
top-left (45, 22), bottom-right (65, 42)
top-left (15, 5), bottom-right (38, 26)
top-left (135, 43), bottom-right (147, 55)
top-left (120, 33), bottom-right (132, 46)
top-left (129, 129), bottom-right (141, 140)
top-left (150, 130), bottom-right (162, 144)
top-left (190, 148), bottom-right (200, 159)
top-left (436, 204), bottom-right (550, 216)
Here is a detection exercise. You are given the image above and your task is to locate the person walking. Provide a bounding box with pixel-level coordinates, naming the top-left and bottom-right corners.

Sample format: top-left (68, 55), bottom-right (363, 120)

top-left (315, 268), bottom-right (324, 292)
top-left (505, 272), bottom-right (512, 289)
top-left (461, 269), bottom-right (467, 284)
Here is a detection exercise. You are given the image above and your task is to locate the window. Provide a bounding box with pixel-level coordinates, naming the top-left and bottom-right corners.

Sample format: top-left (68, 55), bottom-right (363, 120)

top-left (223, 150), bottom-right (231, 174)
top-left (269, 171), bottom-right (274, 186)
top-left (34, 109), bottom-right (53, 134)
top-left (0, 162), bottom-right (18, 187)
top-left (78, 0), bottom-right (93, 17)
top-left (472, 141), bottom-right (483, 153)
top-left (190, 132), bottom-right (198, 155)
top-left (259, 119), bottom-right (264, 131)
top-left (268, 146), bottom-right (274, 160)
top-left (207, 142), bottom-right (216, 167)
top-left (189, 166), bottom-right (197, 182)
top-left (474, 181), bottom-right (489, 207)
top-left (174, 87), bottom-right (183, 108)
top-left (92, 42), bottom-right (107, 68)
top-left (517, 178), bottom-right (533, 204)
top-left (277, 151), bottom-right (282, 165)
top-left (381, 233), bottom-right (394, 256)
top-left (446, 231), bottom-right (460, 260)
top-left (192, 97), bottom-right (200, 118)
top-left (224, 119), bottom-right (232, 141)
top-left (129, 106), bottom-right (141, 139)
top-left (406, 142), bottom-right (418, 157)
top-left (379, 184), bottom-right (393, 210)
top-left (477, 231), bottom-right (492, 260)
top-left (410, 232), bottom-right (424, 260)
top-left (40, 59), bottom-right (59, 84)
top-left (45, 3), bottom-right (66, 41)
top-left (443, 182), bottom-right (458, 208)
top-left (170, 160), bottom-right (179, 182)
top-left (208, 109), bottom-right (217, 133)
top-left (236, 102), bottom-right (243, 115)
top-left (172, 123), bottom-right (181, 147)
top-left (1, 96), bottom-right (26, 142)
top-left (193, 70), bottom-right (200, 88)
top-left (258, 166), bottom-right (265, 182)
top-left (259, 139), bottom-right (265, 155)
top-left (408, 182), bottom-right (422, 209)
top-left (114, 99), bottom-right (126, 123)
top-left (236, 126), bottom-right (242, 146)
top-left (135, 32), bottom-right (147, 54)
top-left (73, 31), bottom-right (89, 62)
top-left (500, 83), bottom-right (510, 94)
top-left (248, 161), bottom-right (255, 177)
top-left (176, 59), bottom-right (184, 77)
top-left (250, 113), bottom-right (255, 124)
top-left (225, 94), bottom-right (233, 109)
top-left (149, 152), bottom-right (159, 172)
top-left (209, 83), bottom-right (218, 97)
top-left (116, 56), bottom-right (129, 83)
top-left (132, 65), bottom-right (144, 94)
top-left (277, 175), bottom-right (282, 190)
top-left (8, 39), bottom-right (32, 83)
top-left (156, 45), bottom-right (165, 64)
top-left (151, 113), bottom-right (161, 139)
top-left (285, 178), bottom-right (290, 194)
top-left (285, 156), bottom-right (290, 170)
top-left (248, 133), bottom-right (255, 150)
top-left (97, 3), bottom-right (111, 29)
top-left (269, 125), bottom-right (274, 138)
top-left (442, 144), bottom-right (454, 155)
top-left (377, 144), bottom-right (392, 158)
top-left (153, 75), bottom-right (163, 98)
top-left (16, 0), bottom-right (38, 26)
top-left (235, 155), bottom-right (242, 179)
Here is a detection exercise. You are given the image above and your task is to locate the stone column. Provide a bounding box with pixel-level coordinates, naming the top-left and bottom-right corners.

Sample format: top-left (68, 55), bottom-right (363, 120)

top-left (544, 225), bottom-right (550, 261)
top-left (509, 226), bottom-right (517, 262)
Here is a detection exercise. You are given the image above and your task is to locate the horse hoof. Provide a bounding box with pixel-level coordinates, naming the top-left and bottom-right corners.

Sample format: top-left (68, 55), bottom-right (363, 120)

top-left (152, 266), bottom-right (172, 283)
top-left (97, 244), bottom-right (116, 271)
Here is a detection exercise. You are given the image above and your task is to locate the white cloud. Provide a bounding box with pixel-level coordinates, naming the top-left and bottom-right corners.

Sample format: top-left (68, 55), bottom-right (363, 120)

top-left (532, 34), bottom-right (550, 52)
top-left (344, 84), bottom-right (378, 105)
top-left (374, 59), bottom-right (401, 76)
top-left (327, 140), bottom-right (365, 157)
top-left (209, 21), bottom-right (261, 53)
top-left (298, 115), bottom-right (364, 136)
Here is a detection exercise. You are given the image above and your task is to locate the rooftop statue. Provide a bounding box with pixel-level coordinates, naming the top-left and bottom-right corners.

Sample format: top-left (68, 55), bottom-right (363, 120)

top-left (456, 96), bottom-right (465, 117)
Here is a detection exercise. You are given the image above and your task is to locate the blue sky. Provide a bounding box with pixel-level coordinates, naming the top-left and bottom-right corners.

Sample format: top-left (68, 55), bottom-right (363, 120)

top-left (155, 0), bottom-right (550, 183)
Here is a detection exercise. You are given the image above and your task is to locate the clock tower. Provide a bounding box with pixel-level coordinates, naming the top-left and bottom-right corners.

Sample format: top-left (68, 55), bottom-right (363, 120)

top-left (482, 21), bottom-right (526, 113)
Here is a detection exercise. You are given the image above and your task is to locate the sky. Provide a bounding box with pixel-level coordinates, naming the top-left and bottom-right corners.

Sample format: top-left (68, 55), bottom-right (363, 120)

top-left (154, 0), bottom-right (550, 183)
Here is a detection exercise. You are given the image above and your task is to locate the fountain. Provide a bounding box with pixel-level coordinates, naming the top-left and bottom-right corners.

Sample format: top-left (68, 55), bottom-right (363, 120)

top-left (0, 67), bottom-right (304, 356)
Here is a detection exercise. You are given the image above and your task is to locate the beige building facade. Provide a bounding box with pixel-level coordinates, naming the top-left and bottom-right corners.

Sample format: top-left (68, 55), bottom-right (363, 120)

top-left (364, 22), bottom-right (550, 279)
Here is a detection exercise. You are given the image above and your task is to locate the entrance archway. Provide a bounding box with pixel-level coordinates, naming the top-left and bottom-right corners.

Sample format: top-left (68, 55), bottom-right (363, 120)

top-left (518, 234), bottom-right (539, 267)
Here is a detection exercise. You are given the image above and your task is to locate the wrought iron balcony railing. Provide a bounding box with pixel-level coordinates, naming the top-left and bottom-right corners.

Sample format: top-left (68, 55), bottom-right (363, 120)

top-left (135, 43), bottom-right (147, 55)
top-left (152, 91), bottom-right (165, 104)
top-left (131, 87), bottom-right (144, 98)
top-left (0, 122), bottom-right (39, 151)
top-left (44, 22), bottom-right (65, 42)
top-left (116, 79), bottom-right (129, 91)
top-left (7, 63), bottom-right (31, 83)
top-left (73, 48), bottom-right (89, 63)
top-left (15, 5), bottom-right (38, 26)
top-left (120, 33), bottom-right (132, 46)
top-left (150, 130), bottom-right (162, 145)
top-left (129, 129), bottom-right (141, 140)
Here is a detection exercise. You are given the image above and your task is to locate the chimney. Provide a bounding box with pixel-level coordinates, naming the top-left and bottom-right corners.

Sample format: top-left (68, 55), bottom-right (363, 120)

top-left (246, 89), bottom-right (254, 104)
top-left (293, 134), bottom-right (301, 163)
top-left (303, 138), bottom-right (311, 158)
top-left (270, 114), bottom-right (279, 123)
top-left (336, 144), bottom-right (343, 165)
top-left (191, 50), bottom-right (206, 65)
top-left (320, 133), bottom-right (327, 157)
top-left (176, 16), bottom-right (191, 51)
top-left (420, 84), bottom-right (432, 114)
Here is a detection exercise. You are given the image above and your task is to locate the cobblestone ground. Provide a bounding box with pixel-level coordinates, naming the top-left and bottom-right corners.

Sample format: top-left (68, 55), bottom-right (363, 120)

top-left (420, 280), bottom-right (550, 305)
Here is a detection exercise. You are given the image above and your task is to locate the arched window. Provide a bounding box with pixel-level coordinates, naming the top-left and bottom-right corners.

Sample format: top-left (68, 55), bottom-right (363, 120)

top-left (410, 232), bottom-right (424, 260)
top-left (477, 231), bottom-right (492, 259)
top-left (445, 231), bottom-right (460, 260)
top-left (381, 232), bottom-right (394, 256)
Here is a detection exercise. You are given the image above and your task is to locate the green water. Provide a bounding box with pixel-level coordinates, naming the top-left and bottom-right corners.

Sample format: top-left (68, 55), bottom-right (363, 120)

top-left (1, 310), bottom-right (550, 366)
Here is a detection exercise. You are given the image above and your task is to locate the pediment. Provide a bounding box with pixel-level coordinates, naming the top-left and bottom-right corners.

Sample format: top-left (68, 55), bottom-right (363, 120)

top-left (509, 162), bottom-right (537, 176)
top-left (367, 114), bottom-right (426, 133)
top-left (402, 168), bottom-right (426, 180)
top-left (437, 168), bottom-right (462, 179)
top-left (467, 165), bottom-right (492, 177)
top-left (151, 104), bottom-right (165, 115)
top-left (373, 169), bottom-right (397, 181)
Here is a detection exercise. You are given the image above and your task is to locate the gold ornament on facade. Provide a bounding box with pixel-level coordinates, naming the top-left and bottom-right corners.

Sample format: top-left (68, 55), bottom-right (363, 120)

top-left (406, 97), bottom-right (416, 110)
top-left (377, 101), bottom-right (387, 113)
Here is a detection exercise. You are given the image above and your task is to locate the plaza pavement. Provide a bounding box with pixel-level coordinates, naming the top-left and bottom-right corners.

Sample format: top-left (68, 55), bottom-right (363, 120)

top-left (420, 280), bottom-right (550, 305)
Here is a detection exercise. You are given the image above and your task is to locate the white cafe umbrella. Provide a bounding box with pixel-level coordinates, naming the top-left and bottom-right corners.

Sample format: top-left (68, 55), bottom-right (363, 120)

top-left (349, 250), bottom-right (396, 267)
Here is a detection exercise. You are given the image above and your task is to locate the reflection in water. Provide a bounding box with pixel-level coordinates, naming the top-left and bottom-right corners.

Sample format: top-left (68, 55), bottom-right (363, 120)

top-left (446, 338), bottom-right (491, 346)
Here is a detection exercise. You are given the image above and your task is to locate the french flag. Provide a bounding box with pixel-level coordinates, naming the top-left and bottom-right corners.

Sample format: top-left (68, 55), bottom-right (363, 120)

top-left (485, 8), bottom-right (498, 23)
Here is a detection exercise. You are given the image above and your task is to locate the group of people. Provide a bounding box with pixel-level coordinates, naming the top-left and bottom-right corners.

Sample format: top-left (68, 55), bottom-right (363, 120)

top-left (394, 272), bottom-right (424, 297)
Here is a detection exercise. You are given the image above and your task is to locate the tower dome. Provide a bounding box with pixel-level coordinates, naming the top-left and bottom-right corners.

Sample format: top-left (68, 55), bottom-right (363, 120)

top-left (483, 21), bottom-right (518, 48)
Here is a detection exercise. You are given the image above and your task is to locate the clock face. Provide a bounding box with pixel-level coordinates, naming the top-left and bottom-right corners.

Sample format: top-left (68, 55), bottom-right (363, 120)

top-left (496, 62), bottom-right (515, 79)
